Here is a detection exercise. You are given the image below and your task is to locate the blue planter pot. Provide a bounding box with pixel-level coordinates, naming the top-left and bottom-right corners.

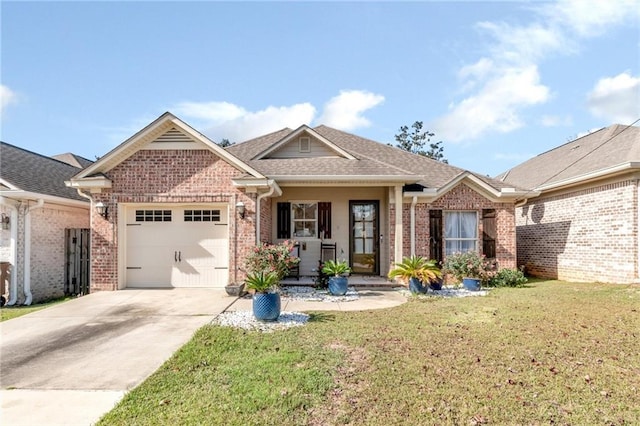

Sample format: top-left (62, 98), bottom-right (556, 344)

top-left (252, 292), bottom-right (281, 321)
top-left (328, 276), bottom-right (349, 295)
top-left (409, 277), bottom-right (426, 294)
top-left (462, 277), bottom-right (481, 291)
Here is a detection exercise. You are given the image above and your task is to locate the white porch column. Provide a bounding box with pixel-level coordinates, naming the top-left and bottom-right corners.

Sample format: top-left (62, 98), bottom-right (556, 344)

top-left (394, 185), bottom-right (403, 264)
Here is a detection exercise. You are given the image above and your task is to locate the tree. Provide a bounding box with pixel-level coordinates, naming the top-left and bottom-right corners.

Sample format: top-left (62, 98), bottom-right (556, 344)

top-left (393, 121), bottom-right (448, 163)
top-left (218, 138), bottom-right (233, 148)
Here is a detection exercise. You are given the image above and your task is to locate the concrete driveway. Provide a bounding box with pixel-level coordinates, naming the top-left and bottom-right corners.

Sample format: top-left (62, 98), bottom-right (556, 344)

top-left (1, 288), bottom-right (232, 426)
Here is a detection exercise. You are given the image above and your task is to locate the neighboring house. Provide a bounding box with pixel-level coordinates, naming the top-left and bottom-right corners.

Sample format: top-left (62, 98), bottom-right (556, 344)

top-left (0, 143), bottom-right (92, 305)
top-left (496, 124), bottom-right (640, 284)
top-left (67, 112), bottom-right (528, 292)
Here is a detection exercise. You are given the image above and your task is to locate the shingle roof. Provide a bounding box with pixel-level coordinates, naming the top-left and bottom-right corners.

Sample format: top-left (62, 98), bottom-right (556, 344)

top-left (227, 124), bottom-right (518, 190)
top-left (52, 152), bottom-right (94, 169)
top-left (496, 124), bottom-right (640, 190)
top-left (0, 142), bottom-right (90, 202)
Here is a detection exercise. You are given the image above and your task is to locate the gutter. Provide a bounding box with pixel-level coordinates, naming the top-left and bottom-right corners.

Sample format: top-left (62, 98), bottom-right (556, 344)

top-left (23, 199), bottom-right (45, 305)
top-left (0, 197), bottom-right (19, 305)
top-left (255, 180), bottom-right (282, 243)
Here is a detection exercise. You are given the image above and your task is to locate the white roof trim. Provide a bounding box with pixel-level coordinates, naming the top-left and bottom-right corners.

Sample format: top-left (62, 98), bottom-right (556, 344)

top-left (536, 162), bottom-right (640, 192)
top-left (71, 112), bottom-right (265, 184)
top-left (0, 190), bottom-right (89, 208)
top-left (252, 125), bottom-right (357, 160)
top-left (404, 172), bottom-right (530, 202)
top-left (0, 178), bottom-right (19, 190)
top-left (269, 174), bottom-right (418, 183)
top-left (65, 175), bottom-right (112, 189)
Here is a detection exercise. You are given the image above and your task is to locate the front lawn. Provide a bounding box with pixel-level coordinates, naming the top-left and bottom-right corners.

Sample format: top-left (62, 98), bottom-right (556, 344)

top-left (0, 296), bottom-right (72, 322)
top-left (99, 281), bottom-right (640, 425)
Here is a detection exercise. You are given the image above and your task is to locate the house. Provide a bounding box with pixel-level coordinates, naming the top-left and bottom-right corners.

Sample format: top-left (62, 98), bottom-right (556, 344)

top-left (496, 124), bottom-right (640, 284)
top-left (0, 143), bottom-right (92, 305)
top-left (67, 112), bottom-right (528, 292)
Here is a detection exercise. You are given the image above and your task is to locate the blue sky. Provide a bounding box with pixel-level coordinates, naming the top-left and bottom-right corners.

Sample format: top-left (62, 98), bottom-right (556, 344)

top-left (1, 1), bottom-right (639, 177)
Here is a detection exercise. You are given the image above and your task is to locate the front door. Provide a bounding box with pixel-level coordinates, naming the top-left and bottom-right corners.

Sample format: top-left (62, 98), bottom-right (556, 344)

top-left (350, 201), bottom-right (379, 274)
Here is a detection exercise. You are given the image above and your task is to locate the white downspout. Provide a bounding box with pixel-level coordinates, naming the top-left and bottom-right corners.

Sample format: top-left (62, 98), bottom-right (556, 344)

top-left (255, 180), bottom-right (281, 244)
top-left (0, 197), bottom-right (19, 306)
top-left (410, 196), bottom-right (418, 256)
top-left (23, 199), bottom-right (44, 305)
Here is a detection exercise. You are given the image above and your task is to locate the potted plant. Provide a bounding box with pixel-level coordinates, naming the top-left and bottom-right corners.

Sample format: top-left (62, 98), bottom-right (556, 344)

top-left (388, 255), bottom-right (442, 293)
top-left (321, 259), bottom-right (351, 295)
top-left (244, 241), bottom-right (300, 321)
top-left (442, 251), bottom-right (497, 291)
top-left (244, 271), bottom-right (281, 321)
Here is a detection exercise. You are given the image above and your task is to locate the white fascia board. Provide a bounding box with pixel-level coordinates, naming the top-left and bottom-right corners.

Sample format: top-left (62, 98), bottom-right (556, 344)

top-left (536, 162), bottom-right (640, 192)
top-left (232, 178), bottom-right (276, 188)
top-left (0, 178), bottom-right (19, 190)
top-left (74, 112), bottom-right (265, 181)
top-left (253, 125), bottom-right (357, 160)
top-left (270, 175), bottom-right (417, 183)
top-left (65, 176), bottom-right (112, 189)
top-left (0, 190), bottom-right (89, 208)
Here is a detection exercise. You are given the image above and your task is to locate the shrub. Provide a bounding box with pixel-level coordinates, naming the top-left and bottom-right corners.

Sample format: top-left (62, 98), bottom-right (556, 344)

top-left (442, 251), bottom-right (497, 285)
top-left (244, 240), bottom-right (300, 280)
top-left (487, 268), bottom-right (528, 288)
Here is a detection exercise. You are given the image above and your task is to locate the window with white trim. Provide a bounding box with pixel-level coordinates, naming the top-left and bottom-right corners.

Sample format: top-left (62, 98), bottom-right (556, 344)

top-left (299, 137), bottom-right (311, 153)
top-left (444, 211), bottom-right (477, 255)
top-left (292, 202), bottom-right (317, 238)
top-left (135, 210), bottom-right (172, 222)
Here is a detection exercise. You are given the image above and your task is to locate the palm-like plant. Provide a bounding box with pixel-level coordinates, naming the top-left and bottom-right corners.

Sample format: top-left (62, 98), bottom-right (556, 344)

top-left (388, 255), bottom-right (442, 284)
top-left (244, 271), bottom-right (280, 293)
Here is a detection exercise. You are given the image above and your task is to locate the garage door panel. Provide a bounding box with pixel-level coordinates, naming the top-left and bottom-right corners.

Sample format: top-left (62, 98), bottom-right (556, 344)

top-left (125, 205), bottom-right (229, 288)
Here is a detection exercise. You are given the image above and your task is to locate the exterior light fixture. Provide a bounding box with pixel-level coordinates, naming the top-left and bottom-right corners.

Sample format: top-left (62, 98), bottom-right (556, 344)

top-left (1, 213), bottom-right (9, 230)
top-left (95, 201), bottom-right (108, 219)
top-left (236, 202), bottom-right (246, 219)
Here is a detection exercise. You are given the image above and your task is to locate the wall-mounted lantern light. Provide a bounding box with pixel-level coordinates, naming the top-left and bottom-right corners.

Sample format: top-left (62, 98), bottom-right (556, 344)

top-left (1, 213), bottom-right (10, 230)
top-left (95, 201), bottom-right (108, 219)
top-left (235, 202), bottom-right (246, 219)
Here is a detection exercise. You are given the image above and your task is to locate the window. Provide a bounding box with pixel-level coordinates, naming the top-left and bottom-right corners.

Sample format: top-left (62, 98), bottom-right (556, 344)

top-left (135, 210), bottom-right (172, 222)
top-left (444, 211), bottom-right (477, 255)
top-left (184, 209), bottom-right (221, 222)
top-left (299, 137), bottom-right (310, 153)
top-left (277, 201), bottom-right (331, 239)
top-left (292, 203), bottom-right (317, 237)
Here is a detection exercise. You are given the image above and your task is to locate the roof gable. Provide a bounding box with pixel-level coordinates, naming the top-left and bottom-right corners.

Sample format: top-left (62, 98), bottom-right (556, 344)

top-left (252, 125), bottom-right (357, 160)
top-left (498, 124), bottom-right (640, 191)
top-left (71, 112), bottom-right (265, 185)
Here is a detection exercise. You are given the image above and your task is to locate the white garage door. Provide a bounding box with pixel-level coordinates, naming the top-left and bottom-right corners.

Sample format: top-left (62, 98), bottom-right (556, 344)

top-left (125, 205), bottom-right (229, 288)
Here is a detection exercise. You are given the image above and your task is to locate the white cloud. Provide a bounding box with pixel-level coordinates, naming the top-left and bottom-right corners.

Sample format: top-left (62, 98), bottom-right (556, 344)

top-left (202, 103), bottom-right (316, 142)
top-left (431, 0), bottom-right (639, 143)
top-left (587, 71), bottom-right (640, 124)
top-left (540, 114), bottom-right (573, 127)
top-left (170, 90), bottom-right (384, 142)
top-left (433, 66), bottom-right (550, 141)
top-left (0, 84), bottom-right (18, 117)
top-left (317, 90), bottom-right (385, 130)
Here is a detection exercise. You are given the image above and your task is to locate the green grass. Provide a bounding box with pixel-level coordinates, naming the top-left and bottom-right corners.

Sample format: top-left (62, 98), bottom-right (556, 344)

top-left (99, 281), bottom-right (640, 425)
top-left (0, 296), bottom-right (72, 322)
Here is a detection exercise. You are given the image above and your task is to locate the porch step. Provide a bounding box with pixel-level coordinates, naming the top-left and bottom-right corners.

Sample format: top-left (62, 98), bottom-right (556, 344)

top-left (280, 276), bottom-right (399, 290)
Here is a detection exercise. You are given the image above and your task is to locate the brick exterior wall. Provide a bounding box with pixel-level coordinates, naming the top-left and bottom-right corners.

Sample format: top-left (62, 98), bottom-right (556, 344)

top-left (389, 183), bottom-right (517, 270)
top-left (0, 203), bottom-right (88, 304)
top-left (516, 179), bottom-right (638, 283)
top-left (90, 149), bottom-right (256, 291)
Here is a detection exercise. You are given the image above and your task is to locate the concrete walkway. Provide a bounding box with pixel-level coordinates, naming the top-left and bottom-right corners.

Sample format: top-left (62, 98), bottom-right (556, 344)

top-left (0, 287), bottom-right (405, 425)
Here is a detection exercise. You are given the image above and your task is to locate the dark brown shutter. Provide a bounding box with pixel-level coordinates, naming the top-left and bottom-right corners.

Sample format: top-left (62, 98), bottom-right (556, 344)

top-left (277, 202), bottom-right (291, 239)
top-left (318, 202), bottom-right (332, 239)
top-left (429, 210), bottom-right (443, 262)
top-left (482, 209), bottom-right (496, 259)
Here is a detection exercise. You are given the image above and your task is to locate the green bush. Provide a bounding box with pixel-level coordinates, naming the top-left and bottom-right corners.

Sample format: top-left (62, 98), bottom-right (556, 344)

top-left (487, 268), bottom-right (528, 288)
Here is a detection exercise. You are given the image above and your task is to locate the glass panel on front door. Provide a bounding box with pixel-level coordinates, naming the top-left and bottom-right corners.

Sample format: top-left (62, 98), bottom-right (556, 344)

top-left (351, 201), bottom-right (378, 274)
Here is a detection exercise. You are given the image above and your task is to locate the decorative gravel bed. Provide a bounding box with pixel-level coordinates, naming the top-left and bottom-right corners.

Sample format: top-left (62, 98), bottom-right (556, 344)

top-left (281, 285), bottom-right (360, 302)
top-left (212, 286), bottom-right (488, 332)
top-left (212, 310), bottom-right (310, 333)
top-left (397, 286), bottom-right (489, 298)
